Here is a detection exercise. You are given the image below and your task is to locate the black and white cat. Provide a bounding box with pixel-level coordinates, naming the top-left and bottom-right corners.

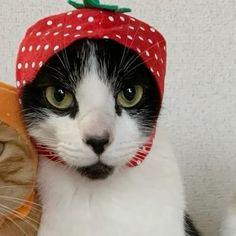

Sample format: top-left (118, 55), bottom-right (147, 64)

top-left (21, 39), bottom-right (201, 236)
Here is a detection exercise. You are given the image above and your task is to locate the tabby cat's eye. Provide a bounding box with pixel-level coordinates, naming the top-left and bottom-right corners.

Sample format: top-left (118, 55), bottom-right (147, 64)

top-left (0, 142), bottom-right (4, 156)
top-left (117, 85), bottom-right (144, 108)
top-left (45, 86), bottom-right (73, 109)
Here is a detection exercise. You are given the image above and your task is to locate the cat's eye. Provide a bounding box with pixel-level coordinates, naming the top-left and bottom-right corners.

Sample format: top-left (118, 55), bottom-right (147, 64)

top-left (0, 142), bottom-right (4, 156)
top-left (45, 86), bottom-right (74, 110)
top-left (117, 85), bottom-right (143, 108)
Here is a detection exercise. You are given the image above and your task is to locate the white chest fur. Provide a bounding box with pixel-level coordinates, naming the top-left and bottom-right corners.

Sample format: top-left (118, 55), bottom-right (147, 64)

top-left (37, 128), bottom-right (186, 236)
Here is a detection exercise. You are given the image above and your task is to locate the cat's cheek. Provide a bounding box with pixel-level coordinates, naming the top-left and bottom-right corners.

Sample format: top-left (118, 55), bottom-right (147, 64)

top-left (28, 118), bottom-right (57, 146)
top-left (114, 111), bottom-right (145, 144)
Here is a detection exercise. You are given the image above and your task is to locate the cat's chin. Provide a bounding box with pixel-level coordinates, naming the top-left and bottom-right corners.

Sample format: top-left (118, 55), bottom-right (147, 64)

top-left (76, 161), bottom-right (114, 180)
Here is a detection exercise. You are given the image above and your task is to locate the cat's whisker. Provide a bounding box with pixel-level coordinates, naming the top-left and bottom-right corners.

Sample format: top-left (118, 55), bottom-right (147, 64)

top-left (115, 146), bottom-right (138, 151)
top-left (32, 135), bottom-right (57, 143)
top-left (61, 48), bottom-right (77, 87)
top-left (40, 34), bottom-right (68, 73)
top-left (62, 48), bottom-right (70, 72)
top-left (37, 136), bottom-right (57, 141)
top-left (117, 18), bottom-right (135, 74)
top-left (0, 207), bottom-right (42, 221)
top-left (115, 144), bottom-right (145, 151)
top-left (118, 139), bottom-right (148, 144)
top-left (0, 195), bottom-right (42, 209)
top-left (36, 143), bottom-right (56, 148)
top-left (0, 203), bottom-right (40, 228)
top-left (42, 158), bottom-right (65, 165)
top-left (58, 145), bottom-right (84, 153)
top-left (0, 205), bottom-right (40, 235)
top-left (43, 157), bottom-right (63, 166)
top-left (38, 144), bottom-right (58, 150)
top-left (123, 56), bottom-right (156, 79)
top-left (123, 42), bottom-right (160, 74)
top-left (37, 137), bottom-right (56, 143)
top-left (117, 140), bottom-right (150, 147)
top-left (0, 184), bottom-right (34, 189)
top-left (120, 25), bottom-right (144, 73)
top-left (44, 64), bottom-right (66, 78)
top-left (0, 211), bottom-right (27, 236)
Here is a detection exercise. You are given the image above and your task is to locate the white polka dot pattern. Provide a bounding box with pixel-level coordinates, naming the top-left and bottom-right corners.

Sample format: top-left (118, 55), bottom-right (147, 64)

top-left (108, 16), bottom-right (114, 22)
top-left (47, 20), bottom-right (53, 25)
top-left (76, 25), bottom-right (82, 30)
top-left (36, 32), bottom-right (42, 36)
top-left (88, 16), bottom-right (94, 22)
top-left (16, 8), bottom-right (166, 102)
top-left (54, 45), bottom-right (59, 51)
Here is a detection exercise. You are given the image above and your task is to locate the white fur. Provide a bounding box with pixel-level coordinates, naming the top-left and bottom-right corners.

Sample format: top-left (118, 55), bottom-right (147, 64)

top-left (37, 128), bottom-right (185, 236)
top-left (30, 53), bottom-right (186, 235)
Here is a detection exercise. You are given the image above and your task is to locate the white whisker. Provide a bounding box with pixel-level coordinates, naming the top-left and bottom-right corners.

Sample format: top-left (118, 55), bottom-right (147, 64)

top-left (0, 210), bottom-right (27, 236)
top-left (0, 202), bottom-right (40, 227)
top-left (0, 195), bottom-right (42, 208)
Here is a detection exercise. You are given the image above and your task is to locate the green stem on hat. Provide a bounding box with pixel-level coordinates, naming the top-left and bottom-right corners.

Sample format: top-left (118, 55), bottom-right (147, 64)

top-left (68, 0), bottom-right (131, 13)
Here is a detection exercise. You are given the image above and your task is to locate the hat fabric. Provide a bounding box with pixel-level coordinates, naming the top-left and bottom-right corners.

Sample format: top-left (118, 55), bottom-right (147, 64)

top-left (16, 7), bottom-right (166, 96)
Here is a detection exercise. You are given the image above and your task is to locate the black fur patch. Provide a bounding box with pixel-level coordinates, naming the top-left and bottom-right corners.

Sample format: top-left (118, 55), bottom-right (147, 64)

top-left (77, 162), bottom-right (114, 180)
top-left (185, 214), bottom-right (202, 236)
top-left (95, 39), bottom-right (161, 133)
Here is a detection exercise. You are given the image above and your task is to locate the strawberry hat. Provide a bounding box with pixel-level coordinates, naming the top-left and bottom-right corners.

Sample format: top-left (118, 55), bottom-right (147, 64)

top-left (16, 0), bottom-right (166, 96)
top-left (16, 0), bottom-right (167, 167)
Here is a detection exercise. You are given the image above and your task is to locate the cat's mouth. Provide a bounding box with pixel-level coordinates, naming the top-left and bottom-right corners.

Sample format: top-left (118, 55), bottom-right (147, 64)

top-left (76, 162), bottom-right (114, 180)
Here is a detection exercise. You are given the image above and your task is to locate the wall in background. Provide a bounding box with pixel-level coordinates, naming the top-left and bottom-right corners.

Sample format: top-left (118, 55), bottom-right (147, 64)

top-left (0, 0), bottom-right (235, 235)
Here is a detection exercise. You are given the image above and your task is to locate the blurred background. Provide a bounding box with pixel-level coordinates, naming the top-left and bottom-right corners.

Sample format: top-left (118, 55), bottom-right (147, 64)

top-left (0, 0), bottom-right (235, 235)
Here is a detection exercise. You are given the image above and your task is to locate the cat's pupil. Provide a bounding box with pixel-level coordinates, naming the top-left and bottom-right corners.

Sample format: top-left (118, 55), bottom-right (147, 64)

top-left (123, 87), bottom-right (135, 101)
top-left (54, 88), bottom-right (65, 102)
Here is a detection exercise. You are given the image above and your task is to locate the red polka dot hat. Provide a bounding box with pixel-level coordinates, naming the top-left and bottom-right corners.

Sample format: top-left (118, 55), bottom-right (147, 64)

top-left (16, 0), bottom-right (166, 95)
top-left (16, 0), bottom-right (167, 167)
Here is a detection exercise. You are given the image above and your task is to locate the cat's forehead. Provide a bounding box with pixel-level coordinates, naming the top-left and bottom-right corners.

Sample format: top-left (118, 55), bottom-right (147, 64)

top-left (36, 39), bottom-right (155, 92)
top-left (75, 61), bottom-right (117, 120)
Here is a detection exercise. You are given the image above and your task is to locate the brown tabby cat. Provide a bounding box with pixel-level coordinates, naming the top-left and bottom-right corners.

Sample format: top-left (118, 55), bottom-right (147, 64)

top-left (0, 121), bottom-right (41, 236)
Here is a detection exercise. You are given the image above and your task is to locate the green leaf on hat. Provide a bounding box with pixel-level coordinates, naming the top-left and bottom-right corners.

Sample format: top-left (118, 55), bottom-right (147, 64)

top-left (68, 0), bottom-right (131, 13)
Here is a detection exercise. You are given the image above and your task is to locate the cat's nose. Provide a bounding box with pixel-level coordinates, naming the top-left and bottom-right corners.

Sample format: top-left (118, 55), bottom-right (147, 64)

top-left (84, 135), bottom-right (110, 155)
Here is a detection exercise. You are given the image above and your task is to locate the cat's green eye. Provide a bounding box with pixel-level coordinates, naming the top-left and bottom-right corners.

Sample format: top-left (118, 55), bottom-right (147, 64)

top-left (0, 142), bottom-right (4, 156)
top-left (117, 85), bottom-right (144, 108)
top-left (45, 86), bottom-right (73, 110)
